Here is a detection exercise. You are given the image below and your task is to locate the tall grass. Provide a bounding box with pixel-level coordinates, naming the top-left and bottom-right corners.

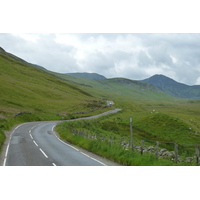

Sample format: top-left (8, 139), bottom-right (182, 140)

top-left (56, 123), bottom-right (193, 166)
top-left (55, 99), bottom-right (200, 165)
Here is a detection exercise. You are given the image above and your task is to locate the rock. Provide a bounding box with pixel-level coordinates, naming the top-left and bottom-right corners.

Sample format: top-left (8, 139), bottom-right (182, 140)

top-left (185, 157), bottom-right (193, 163)
top-left (158, 148), bottom-right (168, 156)
top-left (14, 112), bottom-right (32, 116)
top-left (147, 146), bottom-right (155, 153)
top-left (162, 151), bottom-right (172, 158)
top-left (178, 158), bottom-right (183, 163)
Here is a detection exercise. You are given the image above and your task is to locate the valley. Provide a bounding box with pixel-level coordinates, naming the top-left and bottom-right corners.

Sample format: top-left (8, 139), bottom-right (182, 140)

top-left (1, 46), bottom-right (200, 165)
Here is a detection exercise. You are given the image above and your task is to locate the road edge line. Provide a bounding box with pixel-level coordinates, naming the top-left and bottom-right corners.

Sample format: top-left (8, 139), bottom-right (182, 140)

top-left (52, 125), bottom-right (107, 166)
top-left (3, 123), bottom-right (28, 166)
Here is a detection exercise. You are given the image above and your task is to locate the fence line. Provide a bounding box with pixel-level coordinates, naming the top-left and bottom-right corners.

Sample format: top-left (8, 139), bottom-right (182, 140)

top-left (69, 127), bottom-right (199, 165)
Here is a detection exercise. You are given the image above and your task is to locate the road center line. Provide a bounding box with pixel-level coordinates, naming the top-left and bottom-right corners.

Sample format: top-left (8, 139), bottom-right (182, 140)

top-left (33, 140), bottom-right (38, 146)
top-left (39, 148), bottom-right (48, 158)
top-left (30, 134), bottom-right (33, 139)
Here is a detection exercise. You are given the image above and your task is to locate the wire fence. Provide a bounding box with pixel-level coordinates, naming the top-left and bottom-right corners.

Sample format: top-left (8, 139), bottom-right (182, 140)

top-left (67, 127), bottom-right (200, 165)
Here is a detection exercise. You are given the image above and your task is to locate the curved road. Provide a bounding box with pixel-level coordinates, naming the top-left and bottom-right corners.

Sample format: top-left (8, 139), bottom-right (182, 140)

top-left (2, 109), bottom-right (121, 166)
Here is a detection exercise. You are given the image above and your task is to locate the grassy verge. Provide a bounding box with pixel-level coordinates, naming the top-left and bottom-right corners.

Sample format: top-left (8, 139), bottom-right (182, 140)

top-left (0, 105), bottom-right (114, 153)
top-left (56, 120), bottom-right (195, 166)
top-left (55, 99), bottom-right (200, 166)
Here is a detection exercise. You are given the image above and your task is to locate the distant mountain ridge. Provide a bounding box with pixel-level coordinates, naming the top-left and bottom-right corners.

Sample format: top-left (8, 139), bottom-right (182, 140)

top-left (142, 74), bottom-right (200, 99)
top-left (1, 46), bottom-right (200, 99)
top-left (66, 72), bottom-right (106, 80)
top-left (66, 72), bottom-right (200, 99)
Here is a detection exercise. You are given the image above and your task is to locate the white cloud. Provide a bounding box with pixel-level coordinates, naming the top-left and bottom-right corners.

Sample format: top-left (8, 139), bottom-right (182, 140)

top-left (1, 33), bottom-right (200, 85)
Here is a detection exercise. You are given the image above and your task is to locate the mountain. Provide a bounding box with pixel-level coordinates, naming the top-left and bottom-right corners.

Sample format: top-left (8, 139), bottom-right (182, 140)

top-left (142, 74), bottom-right (200, 99)
top-left (0, 47), bottom-right (99, 116)
top-left (66, 72), bottom-right (106, 79)
top-left (53, 71), bottom-right (177, 101)
top-left (0, 47), bottom-right (46, 71)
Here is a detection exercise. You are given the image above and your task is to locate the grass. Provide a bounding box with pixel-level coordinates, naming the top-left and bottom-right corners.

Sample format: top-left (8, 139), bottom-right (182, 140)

top-left (2, 49), bottom-right (200, 165)
top-left (51, 71), bottom-right (178, 101)
top-left (56, 122), bottom-right (194, 166)
top-left (0, 51), bottom-right (111, 152)
top-left (55, 98), bottom-right (200, 165)
top-left (0, 51), bottom-right (104, 116)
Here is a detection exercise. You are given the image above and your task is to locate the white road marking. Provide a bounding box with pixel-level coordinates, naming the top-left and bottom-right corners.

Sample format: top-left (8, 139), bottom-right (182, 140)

top-left (58, 137), bottom-right (79, 151)
top-left (39, 148), bottom-right (48, 158)
top-left (80, 152), bottom-right (107, 166)
top-left (33, 140), bottom-right (38, 147)
top-left (53, 132), bottom-right (79, 151)
top-left (52, 125), bottom-right (56, 131)
top-left (52, 124), bottom-right (106, 165)
top-left (52, 163), bottom-right (56, 166)
top-left (4, 144), bottom-right (10, 162)
top-left (3, 158), bottom-right (7, 166)
top-left (29, 123), bottom-right (41, 134)
top-left (3, 123), bottom-right (28, 166)
top-left (30, 134), bottom-right (33, 139)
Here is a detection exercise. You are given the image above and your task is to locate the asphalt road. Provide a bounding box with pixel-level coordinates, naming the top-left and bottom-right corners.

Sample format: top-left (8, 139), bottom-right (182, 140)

top-left (2, 109), bottom-right (121, 166)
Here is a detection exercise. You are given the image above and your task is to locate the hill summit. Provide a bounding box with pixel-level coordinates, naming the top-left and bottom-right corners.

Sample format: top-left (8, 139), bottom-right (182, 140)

top-left (142, 74), bottom-right (200, 99)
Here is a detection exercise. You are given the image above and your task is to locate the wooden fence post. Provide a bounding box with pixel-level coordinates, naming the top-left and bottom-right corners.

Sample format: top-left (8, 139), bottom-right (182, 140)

top-left (120, 138), bottom-right (122, 145)
top-left (174, 143), bottom-right (178, 163)
top-left (130, 118), bottom-right (134, 151)
top-left (195, 145), bottom-right (200, 166)
top-left (156, 141), bottom-right (159, 157)
top-left (141, 140), bottom-right (144, 155)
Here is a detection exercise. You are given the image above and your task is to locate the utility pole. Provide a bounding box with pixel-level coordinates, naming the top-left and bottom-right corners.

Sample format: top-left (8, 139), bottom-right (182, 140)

top-left (130, 117), bottom-right (134, 151)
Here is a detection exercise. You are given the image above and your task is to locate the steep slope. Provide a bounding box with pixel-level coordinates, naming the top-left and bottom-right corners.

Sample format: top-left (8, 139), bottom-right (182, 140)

top-left (142, 74), bottom-right (200, 99)
top-left (0, 48), bottom-right (99, 116)
top-left (66, 72), bottom-right (106, 79)
top-left (51, 71), bottom-right (177, 101)
top-left (0, 47), bottom-right (111, 153)
top-left (0, 47), bottom-right (46, 71)
top-left (97, 78), bottom-right (177, 101)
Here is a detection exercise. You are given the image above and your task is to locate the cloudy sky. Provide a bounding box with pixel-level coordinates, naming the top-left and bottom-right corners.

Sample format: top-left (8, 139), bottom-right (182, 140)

top-left (1, 1), bottom-right (200, 86)
top-left (1, 33), bottom-right (200, 85)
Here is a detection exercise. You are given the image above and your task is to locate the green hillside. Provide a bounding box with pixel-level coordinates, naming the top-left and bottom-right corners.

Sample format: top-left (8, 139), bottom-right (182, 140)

top-left (67, 72), bottom-right (106, 79)
top-left (0, 50), bottom-right (107, 116)
top-left (49, 71), bottom-right (200, 165)
top-left (142, 74), bottom-right (200, 99)
top-left (2, 47), bottom-right (200, 165)
top-left (0, 48), bottom-right (110, 151)
top-left (51, 72), bottom-right (177, 102)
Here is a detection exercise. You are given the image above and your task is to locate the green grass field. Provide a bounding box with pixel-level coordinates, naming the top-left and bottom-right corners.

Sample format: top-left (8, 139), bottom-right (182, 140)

top-left (0, 51), bottom-right (109, 151)
top-left (55, 98), bottom-right (200, 165)
top-left (1, 48), bottom-right (200, 165)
